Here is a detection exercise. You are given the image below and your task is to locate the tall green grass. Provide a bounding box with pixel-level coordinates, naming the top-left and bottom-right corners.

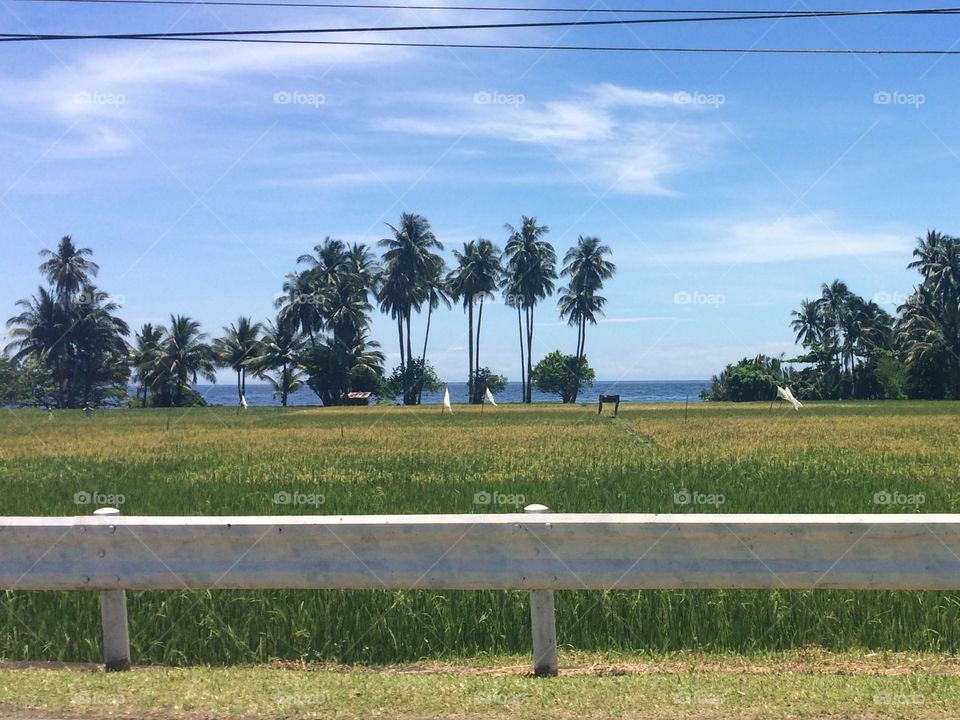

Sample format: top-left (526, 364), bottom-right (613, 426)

top-left (1, 401), bottom-right (959, 664)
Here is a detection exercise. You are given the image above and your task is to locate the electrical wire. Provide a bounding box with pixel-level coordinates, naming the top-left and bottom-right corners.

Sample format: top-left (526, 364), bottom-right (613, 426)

top-left (8, 0), bottom-right (960, 14)
top-left (2, 7), bottom-right (959, 42)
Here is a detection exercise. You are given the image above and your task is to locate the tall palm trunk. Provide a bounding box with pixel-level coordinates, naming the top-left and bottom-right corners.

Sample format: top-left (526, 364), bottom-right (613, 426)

top-left (396, 315), bottom-right (405, 400)
top-left (475, 296), bottom-right (485, 403)
top-left (517, 305), bottom-right (525, 403)
top-left (405, 313), bottom-right (415, 405)
top-left (281, 360), bottom-right (289, 407)
top-left (525, 305), bottom-right (535, 404)
top-left (236, 370), bottom-right (243, 404)
top-left (467, 298), bottom-right (475, 404)
top-left (417, 303), bottom-right (435, 404)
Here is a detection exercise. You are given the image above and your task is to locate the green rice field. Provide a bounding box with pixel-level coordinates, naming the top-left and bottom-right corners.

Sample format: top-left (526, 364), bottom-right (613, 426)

top-left (1, 401), bottom-right (959, 665)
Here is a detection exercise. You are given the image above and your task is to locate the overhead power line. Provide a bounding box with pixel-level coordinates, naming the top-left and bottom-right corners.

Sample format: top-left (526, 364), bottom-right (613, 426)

top-left (42, 35), bottom-right (960, 54)
top-left (3, 7), bottom-right (960, 42)
top-left (9, 0), bottom-right (960, 13)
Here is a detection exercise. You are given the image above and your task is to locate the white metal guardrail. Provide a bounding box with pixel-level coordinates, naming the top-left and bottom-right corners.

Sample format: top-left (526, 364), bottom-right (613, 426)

top-left (3, 506), bottom-right (960, 674)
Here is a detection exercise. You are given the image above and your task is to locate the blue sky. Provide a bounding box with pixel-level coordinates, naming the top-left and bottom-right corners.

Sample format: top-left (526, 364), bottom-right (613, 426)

top-left (2, 1), bottom-right (959, 382)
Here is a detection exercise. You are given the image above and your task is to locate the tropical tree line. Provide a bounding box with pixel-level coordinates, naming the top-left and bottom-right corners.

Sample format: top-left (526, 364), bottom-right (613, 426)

top-left (4, 218), bottom-right (616, 407)
top-left (705, 231), bottom-right (960, 401)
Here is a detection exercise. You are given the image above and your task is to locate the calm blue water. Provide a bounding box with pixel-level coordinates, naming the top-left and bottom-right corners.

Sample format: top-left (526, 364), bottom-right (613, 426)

top-left (186, 381), bottom-right (709, 407)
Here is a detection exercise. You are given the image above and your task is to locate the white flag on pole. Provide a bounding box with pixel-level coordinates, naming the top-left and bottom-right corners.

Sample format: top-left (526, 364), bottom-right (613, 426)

top-left (776, 386), bottom-right (803, 410)
top-left (443, 386), bottom-right (453, 414)
top-left (484, 387), bottom-right (498, 406)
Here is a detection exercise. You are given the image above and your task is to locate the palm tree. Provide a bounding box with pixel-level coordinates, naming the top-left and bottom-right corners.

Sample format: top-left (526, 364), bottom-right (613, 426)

top-left (214, 317), bottom-right (263, 405)
top-left (6, 286), bottom-right (69, 367)
top-left (417, 269), bottom-right (451, 403)
top-left (39, 236), bottom-right (99, 301)
top-left (132, 323), bottom-right (165, 407)
top-left (908, 230), bottom-right (959, 297)
top-left (160, 315), bottom-right (216, 406)
top-left (817, 280), bottom-right (852, 398)
top-left (471, 239), bottom-right (502, 402)
top-left (6, 284), bottom-right (128, 407)
top-left (67, 286), bottom-right (130, 406)
top-left (448, 239), bottom-right (501, 403)
top-left (378, 213), bottom-right (443, 404)
top-left (449, 241), bottom-right (481, 404)
top-left (248, 316), bottom-right (305, 407)
top-left (297, 236), bottom-right (349, 285)
top-left (345, 242), bottom-right (379, 294)
top-left (791, 299), bottom-right (824, 346)
top-left (558, 236), bottom-right (615, 368)
top-left (900, 233), bottom-right (960, 398)
top-left (276, 271), bottom-right (326, 342)
top-left (504, 217), bottom-right (556, 404)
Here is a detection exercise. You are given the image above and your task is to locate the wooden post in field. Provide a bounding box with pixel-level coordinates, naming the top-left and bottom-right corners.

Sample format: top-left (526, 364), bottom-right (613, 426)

top-left (524, 503), bottom-right (558, 677)
top-left (93, 507), bottom-right (131, 671)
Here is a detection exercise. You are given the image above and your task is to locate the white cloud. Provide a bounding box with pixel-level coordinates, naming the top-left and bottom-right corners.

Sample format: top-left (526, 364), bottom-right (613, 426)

top-left (377, 83), bottom-right (722, 195)
top-left (669, 215), bottom-right (911, 264)
top-left (588, 83), bottom-right (685, 109)
top-left (598, 316), bottom-right (679, 323)
top-left (0, 39), bottom-right (408, 160)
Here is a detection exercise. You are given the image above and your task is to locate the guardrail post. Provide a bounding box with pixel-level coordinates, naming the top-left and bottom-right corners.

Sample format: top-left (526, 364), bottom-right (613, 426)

top-left (524, 503), bottom-right (558, 677)
top-left (93, 507), bottom-right (130, 671)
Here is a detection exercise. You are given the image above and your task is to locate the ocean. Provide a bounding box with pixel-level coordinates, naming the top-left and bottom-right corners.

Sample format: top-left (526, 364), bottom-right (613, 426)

top-left (186, 380), bottom-right (710, 407)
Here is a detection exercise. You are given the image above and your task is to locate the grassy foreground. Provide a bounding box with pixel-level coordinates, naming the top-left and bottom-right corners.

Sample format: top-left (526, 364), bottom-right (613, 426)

top-left (1, 401), bottom-right (960, 666)
top-left (3, 650), bottom-right (960, 719)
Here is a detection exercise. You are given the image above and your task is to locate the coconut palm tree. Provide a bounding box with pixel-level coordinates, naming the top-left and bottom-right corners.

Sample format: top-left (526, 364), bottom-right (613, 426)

top-left (791, 299), bottom-right (825, 346)
top-left (448, 239), bottom-right (501, 403)
top-left (248, 316), bottom-right (305, 407)
top-left (558, 236), bottom-right (615, 368)
top-left (908, 230), bottom-right (959, 297)
top-left (6, 284), bottom-right (128, 407)
top-left (900, 233), bottom-right (960, 399)
top-left (159, 315), bottom-right (216, 406)
top-left (504, 217), bottom-right (556, 404)
top-left (417, 266), bottom-right (451, 403)
top-left (39, 236), bottom-right (99, 301)
top-left (471, 239), bottom-right (502, 401)
top-left (132, 323), bottom-right (165, 407)
top-left (297, 236), bottom-right (349, 285)
top-left (214, 317), bottom-right (263, 405)
top-left (275, 271), bottom-right (327, 342)
top-left (817, 280), bottom-right (852, 398)
top-left (449, 241), bottom-right (481, 404)
top-left (378, 213), bottom-right (443, 404)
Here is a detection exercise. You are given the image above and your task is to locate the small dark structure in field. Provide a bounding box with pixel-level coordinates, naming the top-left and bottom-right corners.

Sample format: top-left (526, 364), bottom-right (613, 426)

top-left (598, 394), bottom-right (620, 417)
top-left (344, 392), bottom-right (373, 406)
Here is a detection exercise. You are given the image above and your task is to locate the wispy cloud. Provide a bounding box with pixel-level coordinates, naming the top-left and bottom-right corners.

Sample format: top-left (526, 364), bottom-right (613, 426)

top-left (377, 83), bottom-right (724, 195)
top-left (665, 214), bottom-right (911, 264)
